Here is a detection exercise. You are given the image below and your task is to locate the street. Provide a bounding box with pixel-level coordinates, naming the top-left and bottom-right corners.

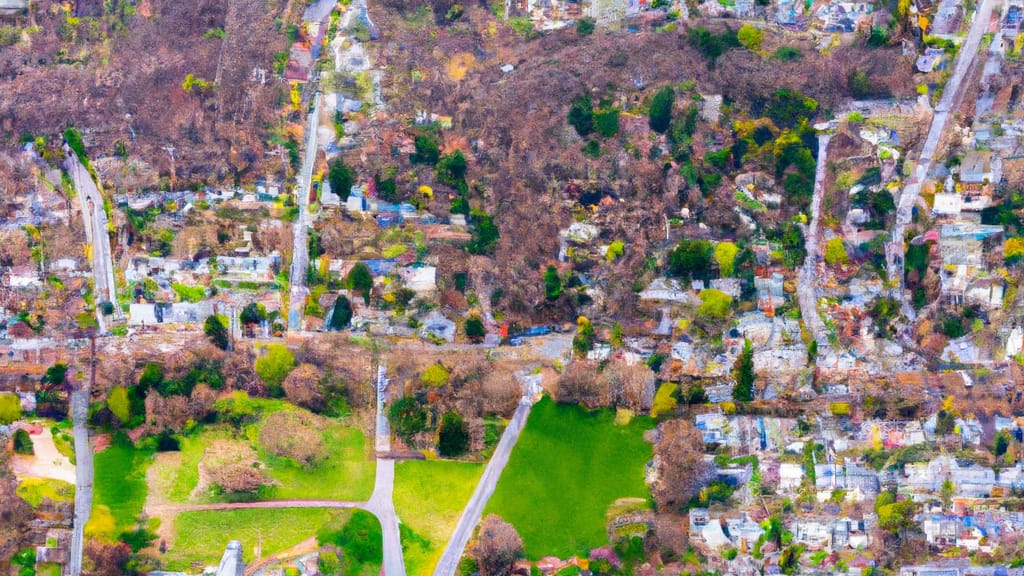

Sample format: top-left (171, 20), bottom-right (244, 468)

top-left (68, 388), bottom-right (93, 576)
top-left (65, 152), bottom-right (122, 331)
top-left (886, 0), bottom-right (997, 316)
top-left (287, 92), bottom-right (322, 331)
top-left (797, 133), bottom-right (833, 349)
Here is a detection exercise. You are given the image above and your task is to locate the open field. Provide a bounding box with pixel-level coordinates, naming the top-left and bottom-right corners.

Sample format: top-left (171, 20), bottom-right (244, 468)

top-left (16, 477), bottom-right (75, 507)
top-left (89, 434), bottom-right (154, 539)
top-left (484, 397), bottom-right (655, 559)
top-left (394, 460), bottom-right (484, 576)
top-left (147, 410), bottom-right (375, 505)
top-left (164, 508), bottom-right (345, 570)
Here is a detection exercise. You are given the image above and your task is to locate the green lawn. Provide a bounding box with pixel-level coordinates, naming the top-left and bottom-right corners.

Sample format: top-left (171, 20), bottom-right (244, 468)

top-left (254, 417), bottom-right (375, 502)
top-left (91, 434), bottom-right (154, 538)
top-left (148, 413), bottom-right (375, 505)
top-left (16, 478), bottom-right (75, 507)
top-left (165, 508), bottom-right (345, 570)
top-left (484, 397), bottom-right (655, 559)
top-left (394, 460), bottom-right (484, 576)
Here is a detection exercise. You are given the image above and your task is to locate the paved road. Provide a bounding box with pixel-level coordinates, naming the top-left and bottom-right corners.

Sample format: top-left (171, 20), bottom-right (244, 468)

top-left (433, 392), bottom-right (536, 576)
top-left (797, 133), bottom-right (833, 349)
top-left (65, 152), bottom-right (122, 330)
top-left (886, 0), bottom-right (997, 316)
top-left (287, 92), bottom-right (322, 331)
top-left (68, 388), bottom-right (93, 576)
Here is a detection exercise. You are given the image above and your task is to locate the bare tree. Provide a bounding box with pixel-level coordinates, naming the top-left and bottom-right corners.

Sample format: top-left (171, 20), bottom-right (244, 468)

top-left (652, 419), bottom-right (713, 511)
top-left (474, 514), bottom-right (524, 576)
top-left (282, 363), bottom-right (326, 411)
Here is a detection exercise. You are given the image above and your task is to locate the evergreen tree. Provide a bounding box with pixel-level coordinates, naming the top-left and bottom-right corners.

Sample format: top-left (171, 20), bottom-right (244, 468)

top-left (648, 86), bottom-right (675, 133)
top-left (348, 262), bottom-right (374, 304)
top-left (328, 295), bottom-right (353, 330)
top-left (438, 411), bottom-right (469, 456)
top-left (204, 315), bottom-right (230, 350)
top-left (732, 339), bottom-right (755, 401)
top-left (543, 265), bottom-right (562, 300)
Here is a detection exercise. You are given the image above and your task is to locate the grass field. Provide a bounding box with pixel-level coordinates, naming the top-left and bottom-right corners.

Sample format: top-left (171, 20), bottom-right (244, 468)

top-left (394, 460), bottom-right (484, 576)
top-left (484, 397), bottom-right (655, 559)
top-left (16, 478), bottom-right (75, 507)
top-left (164, 508), bottom-right (346, 570)
top-left (90, 434), bottom-right (154, 539)
top-left (147, 413), bottom-right (375, 504)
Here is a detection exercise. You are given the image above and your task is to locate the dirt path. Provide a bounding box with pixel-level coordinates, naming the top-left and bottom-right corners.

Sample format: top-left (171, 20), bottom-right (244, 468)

top-left (147, 499), bottom-right (365, 515)
top-left (244, 537), bottom-right (318, 576)
top-left (11, 427), bottom-right (77, 484)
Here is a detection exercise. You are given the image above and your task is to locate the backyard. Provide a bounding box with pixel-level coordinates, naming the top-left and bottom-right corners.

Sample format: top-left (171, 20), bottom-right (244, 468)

top-left (89, 434), bottom-right (154, 540)
top-left (394, 460), bottom-right (484, 576)
top-left (484, 397), bottom-right (655, 559)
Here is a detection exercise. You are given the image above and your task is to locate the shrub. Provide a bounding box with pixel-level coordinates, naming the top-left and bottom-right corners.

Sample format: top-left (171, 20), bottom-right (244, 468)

top-left (259, 410), bottom-right (325, 466)
top-left (411, 135), bottom-right (441, 165)
top-left (438, 411), bottom-right (470, 456)
top-left (737, 24), bottom-right (763, 51)
top-left (317, 510), bottom-right (382, 571)
top-left (467, 211), bottom-right (500, 255)
top-left (465, 316), bottom-right (486, 340)
top-left (773, 45), bottom-right (802, 60)
top-left (544, 265), bottom-right (562, 300)
top-left (824, 238), bottom-right (848, 266)
top-left (606, 240), bottom-right (624, 262)
top-left (576, 16), bottom-right (595, 36)
top-left (13, 428), bottom-right (34, 454)
top-left (0, 393), bottom-right (20, 424)
top-left (568, 94), bottom-right (594, 137)
top-left (421, 363), bottom-right (451, 387)
top-left (172, 284), bottom-right (206, 303)
top-left (650, 383), bottom-right (678, 418)
top-left (714, 241), bottom-right (739, 276)
top-left (582, 139), bottom-right (600, 159)
top-left (255, 344), bottom-right (295, 395)
top-left (732, 340), bottom-right (755, 402)
top-left (389, 397), bottom-right (427, 442)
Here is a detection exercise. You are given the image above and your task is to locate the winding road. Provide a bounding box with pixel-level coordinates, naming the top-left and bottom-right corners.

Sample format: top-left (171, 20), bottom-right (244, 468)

top-left (886, 0), bottom-right (998, 317)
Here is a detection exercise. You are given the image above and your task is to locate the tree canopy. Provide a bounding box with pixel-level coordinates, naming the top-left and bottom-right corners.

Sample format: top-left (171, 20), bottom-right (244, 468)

top-left (669, 239), bottom-right (714, 279)
top-left (327, 158), bottom-right (355, 201)
top-left (648, 86), bottom-right (675, 133)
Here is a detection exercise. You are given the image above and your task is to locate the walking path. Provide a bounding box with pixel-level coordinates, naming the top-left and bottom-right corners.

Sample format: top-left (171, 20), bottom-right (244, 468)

top-left (432, 376), bottom-right (540, 576)
top-left (287, 92), bottom-right (321, 331)
top-left (69, 388), bottom-right (93, 576)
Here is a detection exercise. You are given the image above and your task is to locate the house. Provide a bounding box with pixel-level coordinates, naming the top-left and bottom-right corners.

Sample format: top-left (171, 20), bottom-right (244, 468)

top-left (724, 514), bottom-right (764, 550)
top-left (779, 463), bottom-right (805, 493)
top-left (814, 463), bottom-right (880, 496)
top-left (1006, 326), bottom-right (1024, 361)
top-left (419, 311), bottom-right (456, 342)
top-left (959, 150), bottom-right (1002, 187)
top-left (931, 192), bottom-right (962, 217)
top-left (396, 266), bottom-right (436, 295)
top-left (640, 277), bottom-right (691, 303)
top-left (938, 223), bottom-right (1003, 267)
top-left (128, 302), bottom-right (216, 327)
top-left (0, 0), bottom-right (28, 15)
top-left (216, 540), bottom-right (245, 576)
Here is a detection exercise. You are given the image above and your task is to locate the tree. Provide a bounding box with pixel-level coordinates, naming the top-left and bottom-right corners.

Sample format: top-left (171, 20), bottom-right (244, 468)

top-left (736, 24), bottom-right (763, 51)
top-left (436, 151), bottom-right (468, 187)
top-left (648, 86), bottom-right (675, 133)
top-left (0, 393), bottom-right (20, 424)
top-left (255, 344), bottom-right (295, 396)
top-left (877, 500), bottom-right (917, 536)
top-left (994, 429), bottom-right (1013, 457)
top-left (421, 363), bottom-right (451, 387)
top-left (240, 302), bottom-right (268, 326)
top-left (108, 387), bottom-right (131, 424)
top-left (467, 211), bottom-right (500, 255)
top-left (576, 16), bottom-right (595, 36)
top-left (696, 289), bottom-right (733, 329)
top-left (411, 135), bottom-right (440, 165)
top-left (669, 239), bottom-right (714, 278)
top-left (543, 265), bottom-right (562, 300)
top-left (438, 411), bottom-right (470, 456)
top-left (652, 419), bottom-right (713, 510)
top-left (42, 363), bottom-right (68, 387)
top-left (1005, 237), bottom-right (1024, 263)
top-left (282, 364), bottom-right (326, 411)
top-left (941, 478), bottom-right (954, 510)
top-left (714, 242), bottom-right (739, 276)
top-left (204, 315), bottom-right (230, 350)
top-left (934, 409), bottom-right (957, 436)
top-left (824, 237), bottom-right (848, 266)
top-left (327, 158), bottom-right (355, 202)
top-left (572, 316), bottom-right (595, 356)
top-left (13, 428), bottom-right (33, 454)
top-left (465, 316), bottom-right (486, 340)
top-left (328, 295), bottom-right (353, 330)
top-left (259, 410), bottom-right (326, 466)
top-left (732, 339), bottom-right (755, 402)
top-left (388, 396), bottom-right (427, 443)
top-left (348, 262), bottom-right (374, 304)
top-left (593, 107), bottom-right (619, 137)
top-left (474, 515), bottom-right (523, 576)
top-left (568, 94), bottom-right (594, 137)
